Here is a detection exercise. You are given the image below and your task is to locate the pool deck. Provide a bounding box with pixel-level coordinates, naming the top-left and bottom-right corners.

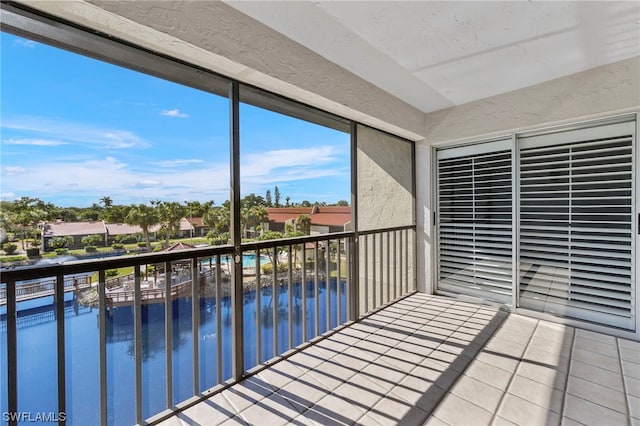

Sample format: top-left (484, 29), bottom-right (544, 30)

top-left (159, 293), bottom-right (640, 426)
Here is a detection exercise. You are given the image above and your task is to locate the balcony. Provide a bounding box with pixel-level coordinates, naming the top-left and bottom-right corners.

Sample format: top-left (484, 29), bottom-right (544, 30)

top-left (2, 224), bottom-right (639, 425)
top-left (157, 293), bottom-right (640, 426)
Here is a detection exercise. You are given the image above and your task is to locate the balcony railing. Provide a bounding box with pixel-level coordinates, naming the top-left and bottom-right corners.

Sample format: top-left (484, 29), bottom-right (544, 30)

top-left (0, 225), bottom-right (415, 425)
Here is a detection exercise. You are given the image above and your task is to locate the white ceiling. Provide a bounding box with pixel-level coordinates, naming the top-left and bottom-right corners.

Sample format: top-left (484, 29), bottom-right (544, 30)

top-left (226, 1), bottom-right (640, 113)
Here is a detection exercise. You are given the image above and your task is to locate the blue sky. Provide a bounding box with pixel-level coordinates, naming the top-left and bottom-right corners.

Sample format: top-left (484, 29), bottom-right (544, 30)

top-left (0, 33), bottom-right (350, 207)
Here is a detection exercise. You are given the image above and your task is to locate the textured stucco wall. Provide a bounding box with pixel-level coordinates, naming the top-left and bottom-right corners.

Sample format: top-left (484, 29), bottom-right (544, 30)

top-left (356, 125), bottom-right (413, 231)
top-left (416, 57), bottom-right (640, 295)
top-left (24, 0), bottom-right (425, 140)
top-left (424, 57), bottom-right (640, 145)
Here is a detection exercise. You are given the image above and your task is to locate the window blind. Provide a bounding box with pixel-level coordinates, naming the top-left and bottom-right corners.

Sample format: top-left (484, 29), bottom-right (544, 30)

top-left (437, 141), bottom-right (513, 304)
top-left (519, 121), bottom-right (635, 329)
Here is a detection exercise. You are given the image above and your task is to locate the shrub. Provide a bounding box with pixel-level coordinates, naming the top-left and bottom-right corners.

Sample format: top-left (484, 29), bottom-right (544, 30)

top-left (85, 246), bottom-right (97, 253)
top-left (55, 248), bottom-right (69, 255)
top-left (81, 234), bottom-right (104, 247)
top-left (2, 243), bottom-right (17, 255)
top-left (49, 236), bottom-right (73, 250)
top-left (111, 243), bottom-right (125, 250)
top-left (152, 245), bottom-right (162, 252)
top-left (105, 269), bottom-right (119, 278)
top-left (261, 262), bottom-right (287, 274)
top-left (26, 247), bottom-right (40, 257)
top-left (137, 242), bottom-right (147, 248)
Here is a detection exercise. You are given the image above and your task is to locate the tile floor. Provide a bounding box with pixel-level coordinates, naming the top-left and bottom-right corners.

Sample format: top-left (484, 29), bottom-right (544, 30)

top-left (160, 293), bottom-right (640, 426)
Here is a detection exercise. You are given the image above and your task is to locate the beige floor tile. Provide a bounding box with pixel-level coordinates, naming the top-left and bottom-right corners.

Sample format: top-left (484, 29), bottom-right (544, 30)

top-left (431, 393), bottom-right (493, 426)
top-left (516, 361), bottom-right (567, 391)
top-left (217, 416), bottom-right (248, 426)
top-left (628, 394), bottom-right (640, 420)
top-left (618, 338), bottom-right (640, 352)
top-left (560, 417), bottom-right (586, 426)
top-left (378, 352), bottom-right (421, 373)
top-left (571, 348), bottom-right (621, 373)
top-left (523, 346), bottom-right (570, 372)
top-left (180, 393), bottom-right (238, 425)
top-left (223, 377), bottom-right (274, 413)
top-left (279, 373), bottom-right (331, 412)
top-left (566, 376), bottom-right (627, 414)
top-left (305, 366), bottom-right (346, 392)
top-left (256, 360), bottom-right (306, 389)
top-left (450, 375), bottom-right (504, 413)
top-left (354, 413), bottom-right (385, 426)
top-left (528, 335), bottom-right (573, 357)
top-left (367, 395), bottom-right (430, 426)
top-left (158, 415), bottom-right (191, 426)
top-left (575, 328), bottom-right (616, 344)
top-left (508, 375), bottom-right (563, 413)
top-left (563, 394), bottom-right (627, 425)
top-left (237, 392), bottom-right (300, 426)
top-left (491, 416), bottom-right (519, 426)
top-left (290, 414), bottom-right (320, 426)
top-left (569, 359), bottom-right (623, 391)
top-left (391, 376), bottom-right (446, 414)
top-left (331, 380), bottom-right (386, 413)
top-left (626, 376), bottom-right (640, 398)
top-left (307, 393), bottom-right (368, 425)
top-left (476, 349), bottom-right (520, 373)
top-left (424, 415), bottom-right (450, 426)
top-left (485, 336), bottom-right (528, 359)
top-left (416, 357), bottom-right (462, 390)
top-left (464, 359), bottom-right (514, 390)
top-left (622, 360), bottom-right (640, 380)
top-left (493, 327), bottom-right (535, 346)
top-left (497, 393), bottom-right (561, 426)
top-left (573, 336), bottom-right (619, 358)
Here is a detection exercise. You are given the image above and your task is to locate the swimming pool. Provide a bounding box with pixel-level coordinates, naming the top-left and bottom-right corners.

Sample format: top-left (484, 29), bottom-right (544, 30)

top-left (201, 253), bottom-right (270, 268)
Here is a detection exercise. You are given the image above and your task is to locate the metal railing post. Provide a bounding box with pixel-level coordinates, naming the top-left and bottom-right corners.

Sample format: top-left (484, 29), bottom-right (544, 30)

top-left (229, 80), bottom-right (244, 379)
top-left (6, 279), bottom-right (17, 426)
top-left (55, 273), bottom-right (66, 425)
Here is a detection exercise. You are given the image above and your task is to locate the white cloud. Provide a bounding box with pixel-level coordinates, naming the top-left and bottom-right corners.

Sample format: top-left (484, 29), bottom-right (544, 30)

top-left (3, 138), bottom-right (68, 146)
top-left (0, 155), bottom-right (230, 205)
top-left (14, 39), bottom-right (38, 48)
top-left (161, 109), bottom-right (189, 118)
top-left (1, 116), bottom-right (148, 149)
top-left (154, 159), bottom-right (204, 167)
top-left (1, 192), bottom-right (15, 200)
top-left (2, 166), bottom-right (27, 175)
top-left (134, 179), bottom-right (163, 187)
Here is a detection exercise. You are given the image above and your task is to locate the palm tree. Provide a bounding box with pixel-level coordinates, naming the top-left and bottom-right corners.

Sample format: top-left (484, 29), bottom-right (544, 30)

top-left (158, 201), bottom-right (186, 247)
top-left (296, 214), bottom-right (311, 235)
top-left (125, 203), bottom-right (159, 251)
top-left (99, 196), bottom-right (113, 209)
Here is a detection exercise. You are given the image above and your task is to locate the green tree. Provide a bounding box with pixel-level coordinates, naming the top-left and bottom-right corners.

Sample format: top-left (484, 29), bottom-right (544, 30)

top-left (49, 236), bottom-right (74, 250)
top-left (296, 214), bottom-right (311, 235)
top-left (274, 186), bottom-right (281, 208)
top-left (265, 190), bottom-right (272, 207)
top-left (14, 197), bottom-right (49, 249)
top-left (99, 196), bottom-right (113, 209)
top-left (241, 205), bottom-right (268, 238)
top-left (158, 201), bottom-right (186, 247)
top-left (125, 203), bottom-right (159, 251)
top-left (336, 200), bottom-right (349, 206)
top-left (285, 196), bottom-right (291, 207)
top-left (81, 234), bottom-right (104, 247)
top-left (257, 230), bottom-right (284, 268)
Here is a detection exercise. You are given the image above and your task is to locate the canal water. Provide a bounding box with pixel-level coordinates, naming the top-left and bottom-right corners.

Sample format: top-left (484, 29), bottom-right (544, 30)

top-left (0, 279), bottom-right (346, 425)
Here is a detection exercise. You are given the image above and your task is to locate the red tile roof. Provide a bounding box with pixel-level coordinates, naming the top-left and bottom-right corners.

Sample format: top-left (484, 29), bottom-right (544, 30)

top-left (266, 206), bottom-right (351, 228)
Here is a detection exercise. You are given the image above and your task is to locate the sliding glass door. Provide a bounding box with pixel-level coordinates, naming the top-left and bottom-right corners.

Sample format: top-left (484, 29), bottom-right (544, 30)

top-left (518, 120), bottom-right (635, 329)
top-left (436, 139), bottom-right (513, 305)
